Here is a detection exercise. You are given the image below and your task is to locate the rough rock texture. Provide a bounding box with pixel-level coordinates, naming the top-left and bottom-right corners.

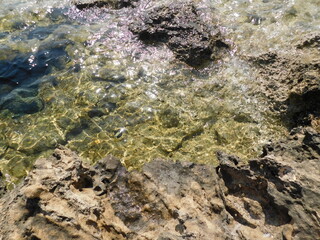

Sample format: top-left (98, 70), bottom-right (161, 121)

top-left (246, 34), bottom-right (320, 128)
top-left (130, 2), bottom-right (228, 67)
top-left (218, 126), bottom-right (320, 240)
top-left (73, 0), bottom-right (138, 10)
top-left (1, 136), bottom-right (319, 240)
top-left (0, 147), bottom-right (231, 240)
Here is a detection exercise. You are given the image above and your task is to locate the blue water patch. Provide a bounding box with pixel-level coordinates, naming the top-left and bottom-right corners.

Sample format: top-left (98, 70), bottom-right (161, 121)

top-left (10, 25), bottom-right (59, 42)
top-left (0, 45), bottom-right (70, 115)
top-left (27, 25), bottom-right (59, 40)
top-left (0, 32), bottom-right (9, 39)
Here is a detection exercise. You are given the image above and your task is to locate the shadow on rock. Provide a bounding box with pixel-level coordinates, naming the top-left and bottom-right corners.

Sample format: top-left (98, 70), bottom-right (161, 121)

top-left (217, 152), bottom-right (292, 229)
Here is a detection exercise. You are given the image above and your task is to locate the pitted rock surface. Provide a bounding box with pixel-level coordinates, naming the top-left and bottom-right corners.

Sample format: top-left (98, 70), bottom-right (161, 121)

top-left (1, 134), bottom-right (319, 240)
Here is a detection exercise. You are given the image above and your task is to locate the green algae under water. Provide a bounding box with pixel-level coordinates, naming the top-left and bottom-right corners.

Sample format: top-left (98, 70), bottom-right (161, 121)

top-left (0, 0), bottom-right (319, 182)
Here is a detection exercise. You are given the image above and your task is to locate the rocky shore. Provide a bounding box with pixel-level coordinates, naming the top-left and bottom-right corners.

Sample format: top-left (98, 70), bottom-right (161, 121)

top-left (0, 126), bottom-right (319, 239)
top-left (0, 0), bottom-right (319, 239)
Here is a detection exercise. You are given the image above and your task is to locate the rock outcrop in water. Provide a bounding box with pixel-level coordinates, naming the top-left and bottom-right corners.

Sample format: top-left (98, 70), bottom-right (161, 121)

top-left (1, 129), bottom-right (319, 240)
top-left (129, 2), bottom-right (228, 67)
top-left (246, 34), bottom-right (320, 128)
top-left (72, 0), bottom-right (229, 67)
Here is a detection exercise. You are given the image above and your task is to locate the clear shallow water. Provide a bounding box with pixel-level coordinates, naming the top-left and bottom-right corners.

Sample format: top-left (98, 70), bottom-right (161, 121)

top-left (0, 0), bottom-right (319, 181)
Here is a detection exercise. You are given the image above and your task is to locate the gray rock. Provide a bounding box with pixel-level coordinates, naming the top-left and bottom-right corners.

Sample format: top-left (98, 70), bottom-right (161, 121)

top-left (130, 2), bottom-right (228, 67)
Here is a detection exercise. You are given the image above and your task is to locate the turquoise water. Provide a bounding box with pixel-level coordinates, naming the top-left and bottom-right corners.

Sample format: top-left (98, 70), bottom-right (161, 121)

top-left (0, 0), bottom-right (319, 182)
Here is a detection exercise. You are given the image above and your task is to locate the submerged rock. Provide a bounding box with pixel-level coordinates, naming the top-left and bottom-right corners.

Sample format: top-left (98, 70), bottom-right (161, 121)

top-left (1, 131), bottom-right (319, 240)
top-left (130, 2), bottom-right (228, 67)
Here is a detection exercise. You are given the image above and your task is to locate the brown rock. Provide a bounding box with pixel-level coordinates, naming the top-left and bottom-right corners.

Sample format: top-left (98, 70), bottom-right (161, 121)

top-left (1, 134), bottom-right (320, 240)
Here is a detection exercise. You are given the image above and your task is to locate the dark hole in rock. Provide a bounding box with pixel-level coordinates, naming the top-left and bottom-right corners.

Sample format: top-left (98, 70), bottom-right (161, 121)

top-left (297, 35), bottom-right (320, 49)
top-left (175, 223), bottom-right (186, 234)
top-left (75, 1), bottom-right (111, 10)
top-left (73, 176), bottom-right (93, 190)
top-left (215, 40), bottom-right (230, 49)
top-left (249, 160), bottom-right (303, 199)
top-left (25, 198), bottom-right (41, 219)
top-left (101, 174), bottom-right (113, 184)
top-left (30, 236), bottom-right (41, 240)
top-left (86, 219), bottom-right (99, 229)
top-left (0, 173), bottom-right (7, 198)
top-left (138, 31), bottom-right (169, 44)
top-left (94, 185), bottom-right (102, 192)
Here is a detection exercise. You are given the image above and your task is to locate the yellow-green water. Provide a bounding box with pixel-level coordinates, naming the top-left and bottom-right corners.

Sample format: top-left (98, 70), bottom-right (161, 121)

top-left (0, 0), bottom-right (319, 182)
